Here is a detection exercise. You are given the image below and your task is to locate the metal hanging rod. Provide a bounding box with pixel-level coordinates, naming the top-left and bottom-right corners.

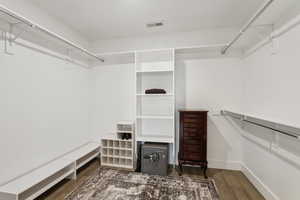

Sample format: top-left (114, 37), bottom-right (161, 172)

top-left (221, 0), bottom-right (275, 55)
top-left (0, 4), bottom-right (104, 62)
top-left (221, 110), bottom-right (300, 140)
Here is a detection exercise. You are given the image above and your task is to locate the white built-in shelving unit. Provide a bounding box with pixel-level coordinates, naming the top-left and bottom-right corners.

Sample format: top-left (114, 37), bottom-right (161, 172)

top-left (101, 122), bottom-right (135, 170)
top-left (135, 49), bottom-right (176, 161)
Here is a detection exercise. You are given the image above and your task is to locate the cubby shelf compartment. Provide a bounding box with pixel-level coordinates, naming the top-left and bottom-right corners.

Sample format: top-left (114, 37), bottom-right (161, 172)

top-left (136, 60), bottom-right (173, 72)
top-left (137, 136), bottom-right (174, 144)
top-left (0, 142), bottom-right (100, 200)
top-left (136, 72), bottom-right (173, 94)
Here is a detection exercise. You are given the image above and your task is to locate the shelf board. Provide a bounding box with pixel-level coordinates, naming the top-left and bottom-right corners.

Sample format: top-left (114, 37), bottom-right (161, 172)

top-left (136, 115), bottom-right (174, 120)
top-left (101, 155), bottom-right (132, 159)
top-left (62, 142), bottom-right (100, 162)
top-left (116, 130), bottom-right (133, 133)
top-left (136, 93), bottom-right (174, 96)
top-left (136, 69), bottom-right (173, 73)
top-left (137, 136), bottom-right (174, 143)
top-left (102, 136), bottom-right (132, 141)
top-left (102, 147), bottom-right (132, 150)
top-left (76, 152), bottom-right (100, 169)
top-left (101, 163), bottom-right (133, 169)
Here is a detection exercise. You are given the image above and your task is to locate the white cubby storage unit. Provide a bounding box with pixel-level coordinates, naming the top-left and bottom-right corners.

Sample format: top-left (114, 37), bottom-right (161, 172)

top-left (101, 122), bottom-right (135, 170)
top-left (135, 49), bottom-right (175, 159)
top-left (0, 142), bottom-right (100, 200)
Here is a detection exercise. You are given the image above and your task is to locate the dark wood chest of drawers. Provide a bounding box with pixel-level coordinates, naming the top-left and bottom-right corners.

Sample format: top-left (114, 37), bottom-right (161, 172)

top-left (178, 110), bottom-right (208, 178)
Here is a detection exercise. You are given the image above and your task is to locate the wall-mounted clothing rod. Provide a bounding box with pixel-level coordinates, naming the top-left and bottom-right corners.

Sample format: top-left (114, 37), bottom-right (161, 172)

top-left (14, 39), bottom-right (90, 69)
top-left (1, 30), bottom-right (89, 68)
top-left (0, 4), bottom-right (104, 62)
top-left (221, 0), bottom-right (274, 54)
top-left (221, 110), bottom-right (300, 140)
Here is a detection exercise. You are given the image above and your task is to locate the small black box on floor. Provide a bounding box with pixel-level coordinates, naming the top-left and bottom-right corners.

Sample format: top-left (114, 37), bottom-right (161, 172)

top-left (141, 142), bottom-right (169, 176)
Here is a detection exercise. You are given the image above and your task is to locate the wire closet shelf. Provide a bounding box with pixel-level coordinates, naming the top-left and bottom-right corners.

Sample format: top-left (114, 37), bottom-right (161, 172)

top-left (221, 110), bottom-right (300, 140)
top-left (0, 4), bottom-right (104, 66)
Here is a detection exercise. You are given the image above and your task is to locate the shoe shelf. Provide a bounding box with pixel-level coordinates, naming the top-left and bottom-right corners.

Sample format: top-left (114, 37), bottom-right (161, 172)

top-left (101, 122), bottom-right (135, 170)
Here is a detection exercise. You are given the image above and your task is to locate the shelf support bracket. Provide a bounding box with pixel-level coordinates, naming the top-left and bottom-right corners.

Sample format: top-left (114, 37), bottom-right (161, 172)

top-left (253, 24), bottom-right (274, 40)
top-left (65, 49), bottom-right (74, 63)
top-left (271, 124), bottom-right (280, 151)
top-left (2, 31), bottom-right (14, 55)
top-left (270, 28), bottom-right (278, 55)
top-left (8, 22), bottom-right (28, 44)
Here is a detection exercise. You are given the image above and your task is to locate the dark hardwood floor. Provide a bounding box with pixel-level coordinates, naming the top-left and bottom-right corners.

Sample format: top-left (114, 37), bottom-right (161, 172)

top-left (36, 159), bottom-right (265, 200)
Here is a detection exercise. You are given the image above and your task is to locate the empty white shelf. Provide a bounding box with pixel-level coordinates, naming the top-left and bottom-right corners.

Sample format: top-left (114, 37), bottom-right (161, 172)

top-left (102, 146), bottom-right (132, 150)
top-left (136, 60), bottom-right (173, 72)
top-left (102, 155), bottom-right (132, 159)
top-left (136, 69), bottom-right (173, 73)
top-left (136, 115), bottom-right (174, 119)
top-left (137, 135), bottom-right (174, 143)
top-left (64, 142), bottom-right (100, 160)
top-left (62, 142), bottom-right (100, 169)
top-left (116, 130), bottom-right (133, 133)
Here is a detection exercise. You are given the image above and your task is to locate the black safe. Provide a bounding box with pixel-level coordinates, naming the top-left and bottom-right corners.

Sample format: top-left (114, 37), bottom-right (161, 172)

top-left (141, 143), bottom-right (169, 176)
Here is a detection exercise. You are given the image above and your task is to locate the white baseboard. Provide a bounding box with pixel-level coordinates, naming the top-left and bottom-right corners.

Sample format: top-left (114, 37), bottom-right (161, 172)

top-left (207, 160), bottom-right (280, 200)
top-left (241, 164), bottom-right (280, 200)
top-left (207, 159), bottom-right (242, 171)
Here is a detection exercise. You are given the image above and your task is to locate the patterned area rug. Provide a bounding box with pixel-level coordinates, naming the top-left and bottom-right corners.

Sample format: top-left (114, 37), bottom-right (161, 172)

top-left (65, 168), bottom-right (219, 200)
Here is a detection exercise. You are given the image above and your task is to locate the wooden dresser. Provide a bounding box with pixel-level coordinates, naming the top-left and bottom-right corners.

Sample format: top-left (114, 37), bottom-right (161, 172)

top-left (178, 110), bottom-right (208, 178)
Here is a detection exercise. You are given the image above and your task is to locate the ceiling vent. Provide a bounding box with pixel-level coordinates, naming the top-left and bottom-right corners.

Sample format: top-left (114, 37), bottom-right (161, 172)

top-left (146, 22), bottom-right (164, 28)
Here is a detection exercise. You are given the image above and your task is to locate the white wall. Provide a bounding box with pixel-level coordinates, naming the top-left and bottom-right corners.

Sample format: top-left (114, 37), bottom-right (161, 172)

top-left (240, 19), bottom-right (300, 200)
top-left (177, 58), bottom-right (243, 169)
top-left (0, 40), bottom-right (91, 185)
top-left (90, 64), bottom-right (135, 141)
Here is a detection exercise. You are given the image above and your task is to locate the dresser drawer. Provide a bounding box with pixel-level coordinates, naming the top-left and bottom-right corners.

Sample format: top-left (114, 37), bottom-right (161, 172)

top-left (183, 137), bottom-right (201, 145)
top-left (183, 122), bottom-right (204, 128)
top-left (184, 131), bottom-right (200, 137)
top-left (183, 144), bottom-right (202, 153)
top-left (184, 127), bottom-right (205, 136)
top-left (184, 127), bottom-right (198, 132)
top-left (183, 112), bottom-right (206, 118)
top-left (183, 113), bottom-right (200, 119)
top-left (183, 152), bottom-right (202, 161)
top-left (183, 118), bottom-right (203, 123)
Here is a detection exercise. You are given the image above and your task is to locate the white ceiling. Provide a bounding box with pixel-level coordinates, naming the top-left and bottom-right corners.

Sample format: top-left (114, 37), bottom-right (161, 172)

top-left (28, 0), bottom-right (299, 42)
